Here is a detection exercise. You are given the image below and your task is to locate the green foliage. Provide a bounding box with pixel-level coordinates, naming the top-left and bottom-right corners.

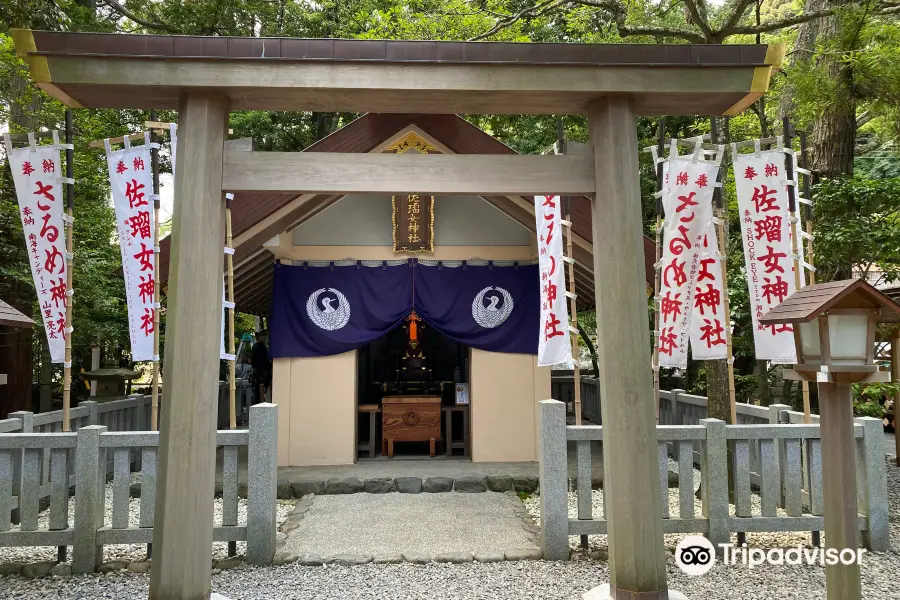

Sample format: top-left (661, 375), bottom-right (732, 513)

top-left (851, 382), bottom-right (899, 418)
top-left (812, 177), bottom-right (900, 283)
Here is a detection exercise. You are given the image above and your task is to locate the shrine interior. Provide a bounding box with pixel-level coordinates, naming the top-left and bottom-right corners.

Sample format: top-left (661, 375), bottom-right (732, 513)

top-left (357, 318), bottom-right (470, 458)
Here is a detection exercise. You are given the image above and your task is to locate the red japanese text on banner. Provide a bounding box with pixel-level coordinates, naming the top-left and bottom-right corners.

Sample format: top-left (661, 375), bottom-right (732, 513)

top-left (733, 149), bottom-right (796, 363)
top-left (689, 220), bottom-right (728, 360)
top-left (7, 143), bottom-right (68, 362)
top-left (106, 139), bottom-right (156, 362)
top-left (657, 157), bottom-right (718, 368)
top-left (535, 195), bottom-right (571, 367)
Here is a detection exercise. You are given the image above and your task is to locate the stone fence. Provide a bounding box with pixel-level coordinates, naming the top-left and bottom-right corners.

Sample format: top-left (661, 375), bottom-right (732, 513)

top-left (0, 403), bottom-right (278, 572)
top-left (538, 399), bottom-right (890, 560)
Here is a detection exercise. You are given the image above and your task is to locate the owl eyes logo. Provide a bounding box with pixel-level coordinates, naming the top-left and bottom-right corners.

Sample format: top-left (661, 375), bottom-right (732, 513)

top-left (306, 288), bottom-right (351, 331)
top-left (471, 286), bottom-right (514, 329)
top-left (675, 535), bottom-right (716, 576)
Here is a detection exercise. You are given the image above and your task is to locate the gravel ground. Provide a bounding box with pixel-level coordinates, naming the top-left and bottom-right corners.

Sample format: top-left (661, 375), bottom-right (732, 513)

top-left (0, 478), bottom-right (293, 564)
top-left (282, 492), bottom-right (539, 557)
top-left (1, 460), bottom-right (897, 600)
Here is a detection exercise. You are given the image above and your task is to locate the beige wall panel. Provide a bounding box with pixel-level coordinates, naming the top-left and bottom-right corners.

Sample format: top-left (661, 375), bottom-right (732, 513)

top-left (272, 358), bottom-right (292, 466)
top-left (470, 348), bottom-right (542, 463)
top-left (284, 351), bottom-right (357, 466)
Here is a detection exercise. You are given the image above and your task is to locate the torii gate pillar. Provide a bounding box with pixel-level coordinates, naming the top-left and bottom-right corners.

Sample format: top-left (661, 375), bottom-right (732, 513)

top-left (588, 98), bottom-right (669, 599)
top-left (150, 91), bottom-right (229, 600)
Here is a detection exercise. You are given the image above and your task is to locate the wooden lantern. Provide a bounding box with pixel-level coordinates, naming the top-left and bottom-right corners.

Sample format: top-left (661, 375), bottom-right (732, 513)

top-left (759, 279), bottom-right (900, 383)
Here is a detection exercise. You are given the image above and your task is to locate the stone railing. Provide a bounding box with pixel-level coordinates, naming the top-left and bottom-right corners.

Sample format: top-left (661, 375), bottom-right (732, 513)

top-left (550, 375), bottom-right (601, 423)
top-left (0, 395), bottom-right (154, 435)
top-left (0, 403), bottom-right (278, 572)
top-left (538, 399), bottom-right (889, 560)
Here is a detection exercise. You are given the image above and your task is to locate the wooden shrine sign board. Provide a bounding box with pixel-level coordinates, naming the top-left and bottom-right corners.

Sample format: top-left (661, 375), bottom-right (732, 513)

top-left (392, 194), bottom-right (434, 253)
top-left (382, 395), bottom-right (441, 457)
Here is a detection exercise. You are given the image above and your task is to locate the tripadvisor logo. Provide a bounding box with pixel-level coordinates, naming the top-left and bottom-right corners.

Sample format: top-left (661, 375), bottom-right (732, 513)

top-left (674, 535), bottom-right (867, 576)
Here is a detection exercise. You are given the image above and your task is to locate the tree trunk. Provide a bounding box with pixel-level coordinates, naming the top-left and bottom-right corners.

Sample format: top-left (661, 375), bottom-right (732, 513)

top-left (756, 360), bottom-right (772, 406)
top-left (779, 0), bottom-right (827, 120)
top-left (706, 360), bottom-right (731, 422)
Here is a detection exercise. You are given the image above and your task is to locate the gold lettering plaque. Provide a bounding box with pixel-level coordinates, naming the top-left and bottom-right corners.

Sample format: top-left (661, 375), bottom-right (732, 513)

top-left (392, 194), bottom-right (434, 253)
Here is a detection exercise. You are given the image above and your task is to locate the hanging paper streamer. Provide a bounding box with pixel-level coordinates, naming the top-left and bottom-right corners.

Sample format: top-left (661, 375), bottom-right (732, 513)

top-left (534, 195), bottom-right (571, 367)
top-left (733, 148), bottom-right (797, 363)
top-left (105, 135), bottom-right (157, 361)
top-left (657, 154), bottom-right (719, 368)
top-left (689, 220), bottom-right (728, 360)
top-left (6, 138), bottom-right (68, 362)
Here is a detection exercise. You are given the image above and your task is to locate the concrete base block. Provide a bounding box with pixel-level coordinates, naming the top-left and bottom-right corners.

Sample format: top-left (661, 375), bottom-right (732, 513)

top-left (582, 584), bottom-right (688, 600)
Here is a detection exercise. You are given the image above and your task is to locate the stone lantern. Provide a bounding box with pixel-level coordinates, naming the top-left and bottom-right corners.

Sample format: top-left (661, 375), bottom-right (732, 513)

top-left (760, 278), bottom-right (900, 600)
top-left (80, 355), bottom-right (141, 399)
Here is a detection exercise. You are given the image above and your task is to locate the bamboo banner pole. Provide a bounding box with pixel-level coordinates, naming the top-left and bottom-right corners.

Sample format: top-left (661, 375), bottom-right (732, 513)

top-left (710, 117), bottom-right (737, 424)
top-left (62, 111), bottom-right (75, 432)
top-left (225, 194), bottom-right (237, 429)
top-left (783, 118), bottom-right (812, 424)
top-left (564, 206), bottom-right (581, 426)
top-left (798, 130), bottom-right (816, 286)
top-left (652, 119), bottom-right (665, 423)
top-left (149, 110), bottom-right (162, 432)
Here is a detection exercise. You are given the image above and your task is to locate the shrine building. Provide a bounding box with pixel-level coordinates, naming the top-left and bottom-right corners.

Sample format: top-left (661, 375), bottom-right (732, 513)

top-left (160, 113), bottom-right (656, 467)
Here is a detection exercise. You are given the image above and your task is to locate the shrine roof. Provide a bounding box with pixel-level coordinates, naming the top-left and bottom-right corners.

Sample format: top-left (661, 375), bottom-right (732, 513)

top-left (12, 30), bottom-right (783, 116)
top-left (0, 299), bottom-right (34, 329)
top-left (157, 113), bottom-right (656, 315)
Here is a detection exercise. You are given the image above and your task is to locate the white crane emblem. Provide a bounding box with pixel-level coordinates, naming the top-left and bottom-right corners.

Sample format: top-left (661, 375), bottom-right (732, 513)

top-left (306, 288), bottom-right (351, 331)
top-left (472, 286), bottom-right (514, 329)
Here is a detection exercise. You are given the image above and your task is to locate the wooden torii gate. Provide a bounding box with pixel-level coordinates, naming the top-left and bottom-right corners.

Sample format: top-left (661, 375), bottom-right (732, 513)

top-left (12, 29), bottom-right (783, 600)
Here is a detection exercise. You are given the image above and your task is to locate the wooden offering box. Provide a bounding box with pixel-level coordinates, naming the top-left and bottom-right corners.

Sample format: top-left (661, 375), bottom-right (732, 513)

top-left (382, 396), bottom-right (441, 458)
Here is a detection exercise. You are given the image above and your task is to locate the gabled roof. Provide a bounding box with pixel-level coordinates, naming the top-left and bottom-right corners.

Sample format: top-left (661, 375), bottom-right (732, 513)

top-left (760, 279), bottom-right (900, 324)
top-left (159, 113), bottom-right (657, 315)
top-left (0, 299), bottom-right (34, 328)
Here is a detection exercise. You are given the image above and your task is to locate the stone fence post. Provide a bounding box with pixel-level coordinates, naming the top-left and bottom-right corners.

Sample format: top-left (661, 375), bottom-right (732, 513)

top-left (78, 401), bottom-right (99, 426)
top-left (246, 403), bottom-right (278, 565)
top-left (671, 389), bottom-right (686, 424)
top-left (73, 425), bottom-right (107, 574)
top-left (769, 404), bottom-right (790, 507)
top-left (7, 411), bottom-right (32, 524)
top-left (700, 419), bottom-right (729, 551)
top-left (856, 417), bottom-right (889, 551)
top-left (539, 399), bottom-right (568, 560)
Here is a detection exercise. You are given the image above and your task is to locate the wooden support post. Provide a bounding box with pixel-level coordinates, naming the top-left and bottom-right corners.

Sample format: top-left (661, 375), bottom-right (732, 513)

top-left (818, 377), bottom-right (862, 600)
top-left (225, 195), bottom-right (237, 429)
top-left (588, 98), bottom-right (667, 598)
top-left (62, 111), bottom-right (74, 432)
top-left (783, 119), bottom-right (811, 424)
top-left (149, 110), bottom-right (162, 432)
top-left (149, 91), bottom-right (228, 600)
top-left (652, 119), bottom-right (665, 423)
top-left (710, 117), bottom-right (737, 424)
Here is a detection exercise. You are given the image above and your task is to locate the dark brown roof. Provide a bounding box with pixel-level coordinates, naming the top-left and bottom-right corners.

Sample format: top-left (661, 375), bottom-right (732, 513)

top-left (0, 299), bottom-right (34, 328)
top-left (759, 279), bottom-right (900, 324)
top-left (159, 113), bottom-right (657, 315)
top-left (27, 32), bottom-right (770, 67)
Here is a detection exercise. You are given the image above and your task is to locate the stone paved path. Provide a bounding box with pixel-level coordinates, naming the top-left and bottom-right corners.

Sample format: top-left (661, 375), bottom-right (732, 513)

top-left (281, 492), bottom-right (539, 557)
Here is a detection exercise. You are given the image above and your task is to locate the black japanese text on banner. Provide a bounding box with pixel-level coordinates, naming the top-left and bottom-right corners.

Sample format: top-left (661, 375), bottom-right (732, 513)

top-left (689, 220), bottom-right (728, 360)
top-left (535, 195), bottom-right (571, 366)
top-left (7, 140), bottom-right (68, 362)
top-left (733, 149), bottom-right (796, 363)
top-left (106, 136), bottom-right (156, 362)
top-left (658, 157), bottom-right (718, 368)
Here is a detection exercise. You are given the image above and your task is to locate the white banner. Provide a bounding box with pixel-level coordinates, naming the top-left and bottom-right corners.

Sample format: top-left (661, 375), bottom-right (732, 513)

top-left (106, 137), bottom-right (156, 362)
top-left (7, 140), bottom-right (68, 362)
top-left (535, 194), bottom-right (571, 367)
top-left (658, 156), bottom-right (719, 368)
top-left (689, 220), bottom-right (728, 360)
top-left (733, 149), bottom-right (796, 363)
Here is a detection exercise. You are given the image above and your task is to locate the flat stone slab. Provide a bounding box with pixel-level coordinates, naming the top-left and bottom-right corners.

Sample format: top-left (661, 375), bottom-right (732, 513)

top-left (273, 553), bottom-right (299, 566)
top-left (423, 477), bottom-right (453, 492)
top-left (97, 560), bottom-right (129, 573)
top-left (505, 549), bottom-right (543, 561)
top-left (454, 476), bottom-right (487, 493)
top-left (0, 563), bottom-right (25, 576)
top-left (215, 557), bottom-right (245, 570)
top-left (373, 554), bottom-right (403, 564)
top-left (22, 561), bottom-right (56, 578)
top-left (330, 554), bottom-right (373, 566)
top-left (513, 476), bottom-right (539, 493)
top-left (325, 477), bottom-right (364, 494)
top-left (281, 492), bottom-right (541, 557)
top-left (434, 552), bottom-right (473, 563)
top-left (364, 478), bottom-right (395, 494)
top-left (396, 477), bottom-right (423, 493)
top-left (126, 560), bottom-right (152, 573)
top-left (485, 475), bottom-right (514, 492)
top-left (291, 480), bottom-right (325, 497)
top-left (296, 554), bottom-right (326, 566)
top-left (474, 551), bottom-right (505, 563)
top-left (401, 553), bottom-right (432, 564)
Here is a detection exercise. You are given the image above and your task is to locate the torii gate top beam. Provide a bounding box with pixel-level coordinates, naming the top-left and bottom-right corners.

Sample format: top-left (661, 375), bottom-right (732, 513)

top-left (12, 30), bottom-right (783, 117)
